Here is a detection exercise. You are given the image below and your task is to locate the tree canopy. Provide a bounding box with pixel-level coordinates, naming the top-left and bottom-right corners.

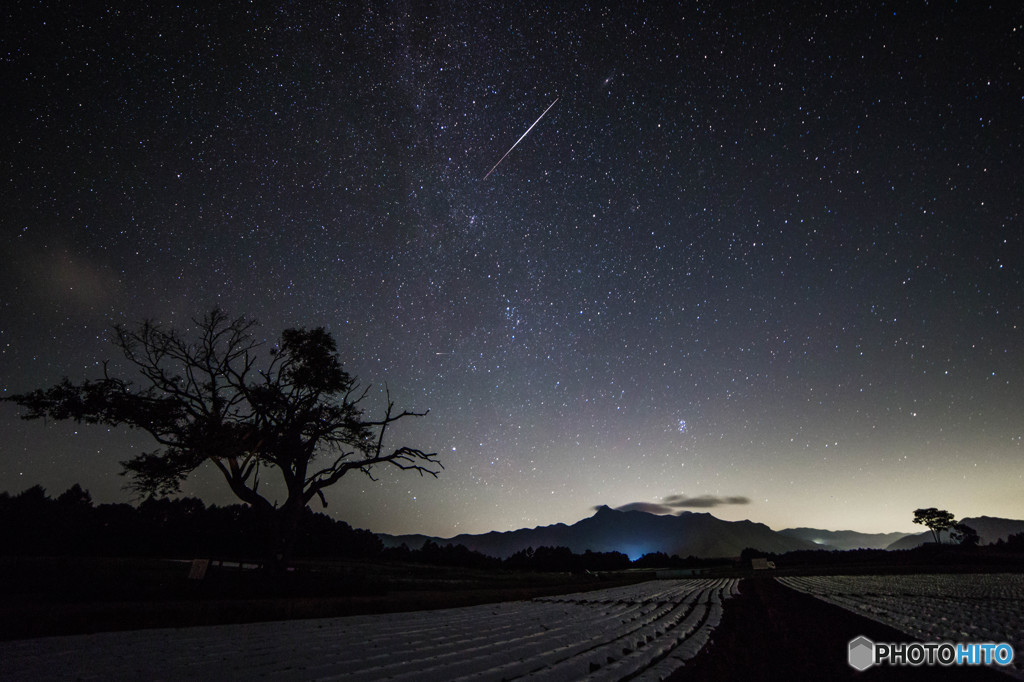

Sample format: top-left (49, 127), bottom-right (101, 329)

top-left (5, 310), bottom-right (441, 568)
top-left (912, 507), bottom-right (956, 544)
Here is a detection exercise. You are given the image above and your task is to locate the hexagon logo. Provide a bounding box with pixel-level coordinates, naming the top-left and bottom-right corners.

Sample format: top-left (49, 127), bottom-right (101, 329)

top-left (848, 636), bottom-right (875, 671)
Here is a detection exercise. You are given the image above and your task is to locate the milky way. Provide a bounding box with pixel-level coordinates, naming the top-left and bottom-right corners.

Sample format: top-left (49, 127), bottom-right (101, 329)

top-left (2, 2), bottom-right (1021, 536)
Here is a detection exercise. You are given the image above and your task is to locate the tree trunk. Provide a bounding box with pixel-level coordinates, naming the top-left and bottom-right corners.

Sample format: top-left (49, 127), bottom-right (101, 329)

top-left (261, 498), bottom-right (305, 578)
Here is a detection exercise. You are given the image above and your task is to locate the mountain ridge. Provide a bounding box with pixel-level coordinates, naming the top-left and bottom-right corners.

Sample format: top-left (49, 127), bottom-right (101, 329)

top-left (380, 510), bottom-right (1024, 559)
top-left (777, 527), bottom-right (911, 551)
top-left (379, 506), bottom-right (820, 559)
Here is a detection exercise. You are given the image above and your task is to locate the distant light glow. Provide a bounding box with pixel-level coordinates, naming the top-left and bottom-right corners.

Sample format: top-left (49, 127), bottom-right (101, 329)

top-left (621, 546), bottom-right (653, 562)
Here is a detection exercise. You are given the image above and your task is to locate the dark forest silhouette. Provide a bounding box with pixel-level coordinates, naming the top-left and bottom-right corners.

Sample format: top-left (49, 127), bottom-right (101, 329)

top-left (0, 484), bottom-right (738, 572)
top-left (7, 484), bottom-right (1020, 575)
top-left (10, 488), bottom-right (1002, 573)
top-left (0, 484), bottom-right (381, 561)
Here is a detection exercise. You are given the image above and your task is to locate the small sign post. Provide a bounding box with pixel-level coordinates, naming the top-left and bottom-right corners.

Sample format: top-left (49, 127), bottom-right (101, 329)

top-left (188, 558), bottom-right (210, 580)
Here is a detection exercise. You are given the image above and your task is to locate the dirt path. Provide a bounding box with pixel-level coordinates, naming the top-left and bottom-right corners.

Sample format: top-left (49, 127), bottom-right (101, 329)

top-left (672, 577), bottom-right (1009, 681)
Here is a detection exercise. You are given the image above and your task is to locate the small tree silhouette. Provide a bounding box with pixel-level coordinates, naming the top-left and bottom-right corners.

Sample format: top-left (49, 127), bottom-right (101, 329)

top-left (912, 507), bottom-right (956, 544)
top-left (949, 522), bottom-right (980, 547)
top-left (5, 310), bottom-right (441, 571)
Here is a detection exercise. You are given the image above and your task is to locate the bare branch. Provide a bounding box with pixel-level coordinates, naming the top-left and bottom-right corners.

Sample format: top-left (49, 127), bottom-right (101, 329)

top-left (5, 310), bottom-right (441, 570)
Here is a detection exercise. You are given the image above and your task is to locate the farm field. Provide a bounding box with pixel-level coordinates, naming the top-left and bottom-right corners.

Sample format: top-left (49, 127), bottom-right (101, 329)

top-left (779, 574), bottom-right (1024, 679)
top-left (0, 578), bottom-right (738, 680)
top-left (0, 555), bottom-right (657, 641)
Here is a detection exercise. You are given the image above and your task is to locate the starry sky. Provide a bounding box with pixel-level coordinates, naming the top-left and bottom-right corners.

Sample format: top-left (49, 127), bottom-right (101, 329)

top-left (2, 2), bottom-right (1022, 538)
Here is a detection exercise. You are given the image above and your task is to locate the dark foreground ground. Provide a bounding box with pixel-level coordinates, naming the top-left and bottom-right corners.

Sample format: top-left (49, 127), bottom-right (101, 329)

top-left (2, 557), bottom-right (1018, 680)
top-left (0, 555), bottom-right (649, 641)
top-left (677, 577), bottom-right (1010, 681)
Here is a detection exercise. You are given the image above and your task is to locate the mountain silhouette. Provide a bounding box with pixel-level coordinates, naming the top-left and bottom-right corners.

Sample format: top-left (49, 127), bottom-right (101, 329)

top-left (778, 527), bottom-right (911, 551)
top-left (379, 506), bottom-right (819, 559)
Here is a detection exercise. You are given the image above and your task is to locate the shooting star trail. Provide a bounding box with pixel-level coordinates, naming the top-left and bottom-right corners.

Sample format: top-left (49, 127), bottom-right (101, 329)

top-left (483, 97), bottom-right (559, 180)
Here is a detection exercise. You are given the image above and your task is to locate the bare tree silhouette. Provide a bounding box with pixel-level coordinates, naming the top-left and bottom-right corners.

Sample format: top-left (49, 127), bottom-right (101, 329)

top-left (6, 310), bottom-right (441, 570)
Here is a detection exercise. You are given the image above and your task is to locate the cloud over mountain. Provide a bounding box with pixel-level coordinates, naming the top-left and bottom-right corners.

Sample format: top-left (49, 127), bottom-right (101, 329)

top-left (610, 494), bottom-right (751, 514)
top-left (613, 502), bottom-right (676, 514)
top-left (665, 494), bottom-right (751, 508)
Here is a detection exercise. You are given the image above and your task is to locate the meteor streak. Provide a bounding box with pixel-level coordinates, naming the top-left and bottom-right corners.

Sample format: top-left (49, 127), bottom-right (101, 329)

top-left (483, 97), bottom-right (559, 180)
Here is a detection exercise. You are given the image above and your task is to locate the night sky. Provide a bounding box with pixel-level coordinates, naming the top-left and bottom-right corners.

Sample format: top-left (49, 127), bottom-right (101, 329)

top-left (2, 2), bottom-right (1021, 538)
